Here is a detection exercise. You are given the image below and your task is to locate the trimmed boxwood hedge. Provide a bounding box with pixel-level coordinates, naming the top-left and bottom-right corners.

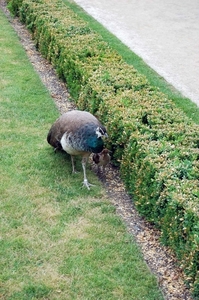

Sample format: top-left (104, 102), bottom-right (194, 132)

top-left (8, 0), bottom-right (199, 297)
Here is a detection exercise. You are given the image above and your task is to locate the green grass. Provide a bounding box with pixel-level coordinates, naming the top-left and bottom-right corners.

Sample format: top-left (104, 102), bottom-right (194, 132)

top-left (0, 9), bottom-right (164, 300)
top-left (64, 0), bottom-right (199, 124)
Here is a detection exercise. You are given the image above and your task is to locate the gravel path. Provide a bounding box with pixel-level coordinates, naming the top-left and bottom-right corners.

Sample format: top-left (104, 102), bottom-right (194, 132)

top-left (0, 2), bottom-right (193, 299)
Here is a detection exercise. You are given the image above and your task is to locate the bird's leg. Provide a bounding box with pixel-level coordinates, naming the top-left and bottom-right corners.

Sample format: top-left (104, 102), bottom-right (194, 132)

top-left (71, 155), bottom-right (77, 173)
top-left (82, 155), bottom-right (95, 190)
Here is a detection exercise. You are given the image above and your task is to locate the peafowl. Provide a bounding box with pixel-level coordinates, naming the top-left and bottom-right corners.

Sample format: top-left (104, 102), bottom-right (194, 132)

top-left (47, 110), bottom-right (108, 189)
top-left (93, 148), bottom-right (111, 173)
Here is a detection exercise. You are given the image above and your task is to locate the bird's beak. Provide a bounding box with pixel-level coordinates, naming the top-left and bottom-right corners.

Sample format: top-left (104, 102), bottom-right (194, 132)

top-left (104, 133), bottom-right (108, 138)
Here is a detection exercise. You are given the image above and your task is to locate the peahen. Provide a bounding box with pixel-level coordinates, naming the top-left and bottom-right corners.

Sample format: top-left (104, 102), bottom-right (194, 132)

top-left (47, 110), bottom-right (108, 189)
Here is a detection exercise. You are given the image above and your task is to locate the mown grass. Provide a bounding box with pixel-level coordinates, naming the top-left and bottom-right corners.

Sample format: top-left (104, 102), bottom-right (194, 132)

top-left (64, 0), bottom-right (199, 125)
top-left (0, 9), bottom-right (164, 300)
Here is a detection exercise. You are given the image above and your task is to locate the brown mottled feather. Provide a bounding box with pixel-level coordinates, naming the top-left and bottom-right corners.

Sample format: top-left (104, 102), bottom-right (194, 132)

top-left (93, 148), bottom-right (111, 171)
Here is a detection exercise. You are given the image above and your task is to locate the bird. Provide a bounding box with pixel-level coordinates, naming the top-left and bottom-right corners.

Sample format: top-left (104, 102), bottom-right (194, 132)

top-left (93, 148), bottom-right (111, 174)
top-left (47, 110), bottom-right (108, 189)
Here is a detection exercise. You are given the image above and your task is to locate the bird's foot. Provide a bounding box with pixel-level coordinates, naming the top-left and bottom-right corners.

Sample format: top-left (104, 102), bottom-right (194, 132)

top-left (82, 179), bottom-right (95, 190)
top-left (72, 170), bottom-right (79, 174)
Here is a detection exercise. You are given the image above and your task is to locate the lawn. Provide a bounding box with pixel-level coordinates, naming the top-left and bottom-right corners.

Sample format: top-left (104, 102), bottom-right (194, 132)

top-left (0, 8), bottom-right (163, 300)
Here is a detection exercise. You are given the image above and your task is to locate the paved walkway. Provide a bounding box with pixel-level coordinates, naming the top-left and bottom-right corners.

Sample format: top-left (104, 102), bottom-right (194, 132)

top-left (74, 0), bottom-right (199, 107)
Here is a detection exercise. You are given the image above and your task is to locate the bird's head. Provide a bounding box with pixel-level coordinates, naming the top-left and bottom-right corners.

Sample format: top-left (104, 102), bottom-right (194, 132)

top-left (101, 148), bottom-right (111, 154)
top-left (96, 126), bottom-right (108, 139)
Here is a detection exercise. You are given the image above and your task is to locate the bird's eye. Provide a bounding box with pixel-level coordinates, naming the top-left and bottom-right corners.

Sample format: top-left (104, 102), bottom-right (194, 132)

top-left (96, 127), bottom-right (103, 138)
top-left (99, 128), bottom-right (105, 135)
top-left (96, 126), bottom-right (107, 138)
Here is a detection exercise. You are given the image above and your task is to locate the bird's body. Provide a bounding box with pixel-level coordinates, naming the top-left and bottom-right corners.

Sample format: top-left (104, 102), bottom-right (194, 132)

top-left (47, 110), bottom-right (108, 189)
top-left (93, 148), bottom-right (111, 173)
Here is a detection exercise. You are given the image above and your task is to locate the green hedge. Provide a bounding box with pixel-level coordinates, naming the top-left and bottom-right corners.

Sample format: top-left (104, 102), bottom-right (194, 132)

top-left (8, 0), bottom-right (199, 297)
